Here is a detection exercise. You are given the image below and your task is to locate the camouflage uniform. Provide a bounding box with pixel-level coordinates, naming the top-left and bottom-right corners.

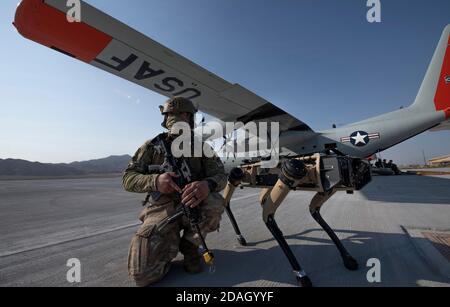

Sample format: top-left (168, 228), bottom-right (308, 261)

top-left (123, 133), bottom-right (227, 287)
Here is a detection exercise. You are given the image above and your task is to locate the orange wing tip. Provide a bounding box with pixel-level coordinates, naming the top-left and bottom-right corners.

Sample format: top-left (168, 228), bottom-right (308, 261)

top-left (14, 0), bottom-right (112, 63)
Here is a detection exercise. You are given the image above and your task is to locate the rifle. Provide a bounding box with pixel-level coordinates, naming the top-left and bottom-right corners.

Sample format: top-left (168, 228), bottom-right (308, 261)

top-left (144, 133), bottom-right (215, 268)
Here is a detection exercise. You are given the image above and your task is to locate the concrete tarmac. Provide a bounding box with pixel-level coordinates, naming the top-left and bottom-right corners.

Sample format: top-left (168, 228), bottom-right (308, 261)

top-left (0, 175), bottom-right (449, 287)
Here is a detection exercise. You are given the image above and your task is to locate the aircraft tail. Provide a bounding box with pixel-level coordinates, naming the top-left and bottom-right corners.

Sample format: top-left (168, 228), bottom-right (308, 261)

top-left (412, 25), bottom-right (450, 120)
top-left (326, 26), bottom-right (450, 156)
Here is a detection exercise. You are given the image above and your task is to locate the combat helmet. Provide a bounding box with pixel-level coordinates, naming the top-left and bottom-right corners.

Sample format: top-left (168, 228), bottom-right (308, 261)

top-left (159, 97), bottom-right (198, 128)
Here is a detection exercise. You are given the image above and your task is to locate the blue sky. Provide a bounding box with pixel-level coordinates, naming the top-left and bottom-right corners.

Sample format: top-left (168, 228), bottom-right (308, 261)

top-left (0, 0), bottom-right (449, 164)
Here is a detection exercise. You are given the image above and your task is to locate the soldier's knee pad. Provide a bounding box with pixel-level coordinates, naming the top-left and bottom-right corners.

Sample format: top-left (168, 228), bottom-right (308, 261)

top-left (128, 217), bottom-right (179, 286)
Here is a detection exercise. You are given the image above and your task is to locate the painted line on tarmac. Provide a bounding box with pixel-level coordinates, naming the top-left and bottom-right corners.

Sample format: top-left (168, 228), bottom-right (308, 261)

top-left (0, 223), bottom-right (140, 258)
top-left (0, 193), bottom-right (260, 258)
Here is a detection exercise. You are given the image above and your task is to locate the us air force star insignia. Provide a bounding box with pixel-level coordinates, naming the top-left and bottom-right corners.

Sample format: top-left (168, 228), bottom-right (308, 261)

top-left (350, 131), bottom-right (370, 147)
top-left (340, 132), bottom-right (380, 145)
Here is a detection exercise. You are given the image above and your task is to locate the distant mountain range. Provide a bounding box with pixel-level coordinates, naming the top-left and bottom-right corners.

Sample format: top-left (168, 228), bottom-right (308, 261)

top-left (0, 155), bottom-right (132, 177)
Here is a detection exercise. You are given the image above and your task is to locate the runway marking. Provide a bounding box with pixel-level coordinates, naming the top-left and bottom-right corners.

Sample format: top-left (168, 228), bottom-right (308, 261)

top-left (0, 222), bottom-right (140, 258)
top-left (0, 193), bottom-right (259, 258)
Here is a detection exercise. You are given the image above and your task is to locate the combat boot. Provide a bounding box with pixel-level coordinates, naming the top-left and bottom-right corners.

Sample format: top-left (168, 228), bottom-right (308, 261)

top-left (179, 238), bottom-right (203, 274)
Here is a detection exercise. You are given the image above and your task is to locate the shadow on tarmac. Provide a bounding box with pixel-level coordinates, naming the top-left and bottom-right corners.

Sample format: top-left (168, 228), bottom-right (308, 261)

top-left (155, 227), bottom-right (450, 287)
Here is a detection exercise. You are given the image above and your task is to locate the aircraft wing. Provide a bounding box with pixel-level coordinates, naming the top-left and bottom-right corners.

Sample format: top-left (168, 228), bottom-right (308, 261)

top-left (14, 0), bottom-right (313, 134)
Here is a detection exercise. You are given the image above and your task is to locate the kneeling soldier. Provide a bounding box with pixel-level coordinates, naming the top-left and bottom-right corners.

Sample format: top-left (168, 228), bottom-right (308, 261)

top-left (123, 97), bottom-right (227, 287)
